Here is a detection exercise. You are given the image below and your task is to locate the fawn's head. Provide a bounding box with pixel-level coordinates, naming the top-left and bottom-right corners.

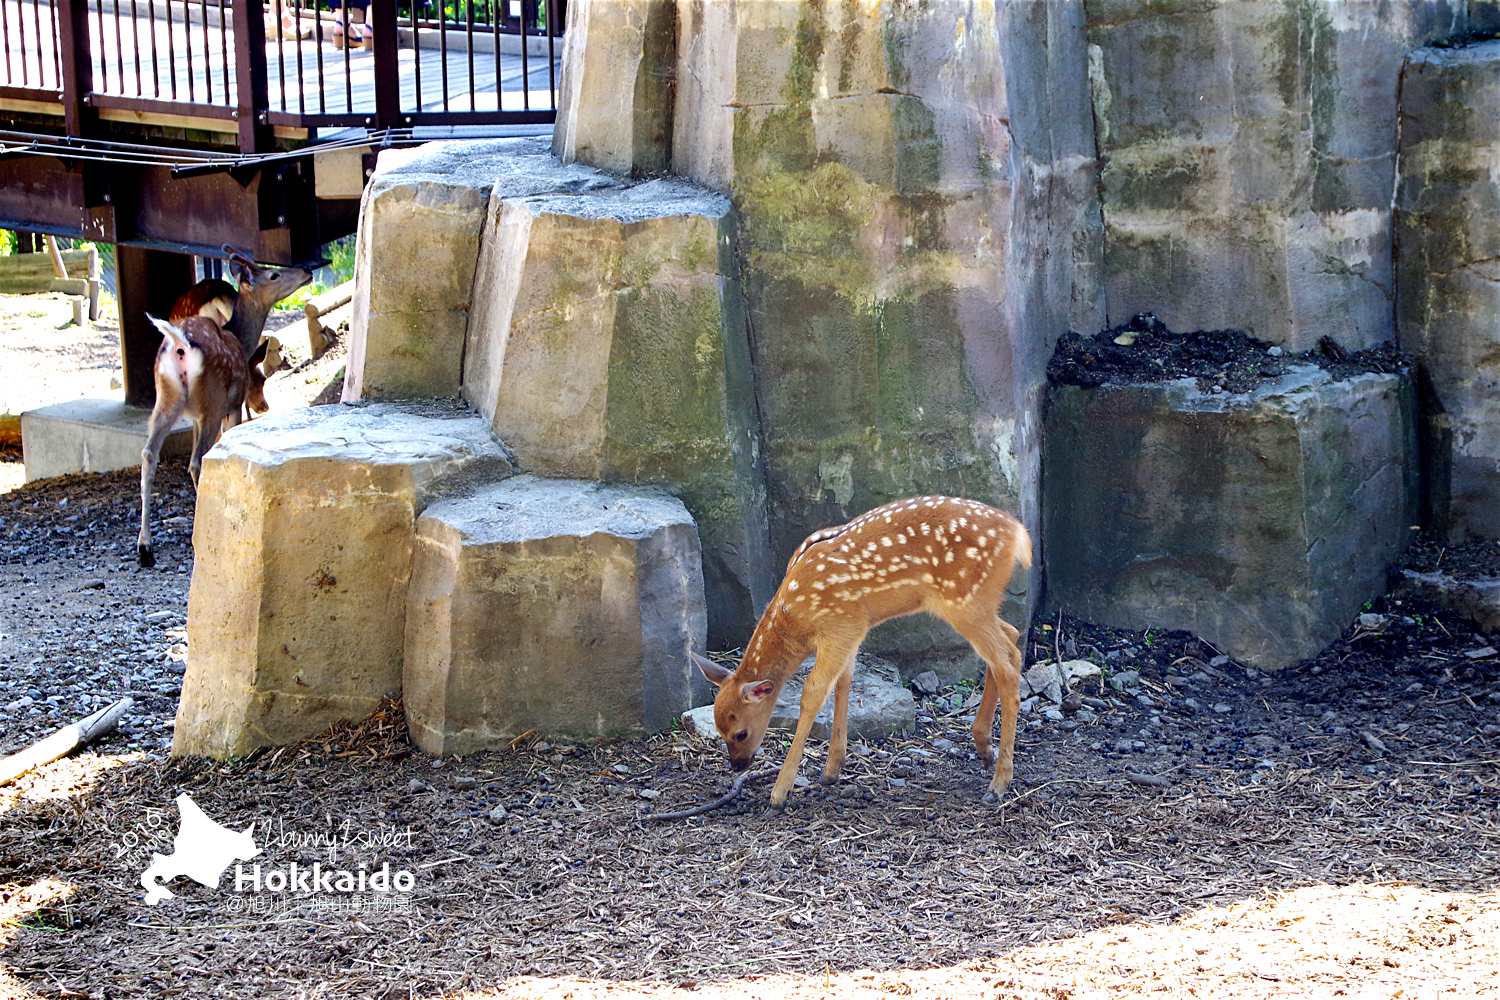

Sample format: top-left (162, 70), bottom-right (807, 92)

top-left (691, 651), bottom-right (780, 771)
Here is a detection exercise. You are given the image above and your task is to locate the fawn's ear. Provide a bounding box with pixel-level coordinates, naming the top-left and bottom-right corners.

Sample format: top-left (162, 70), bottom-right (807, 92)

top-left (691, 651), bottom-right (734, 687)
top-left (248, 338), bottom-right (269, 366)
top-left (740, 679), bottom-right (776, 704)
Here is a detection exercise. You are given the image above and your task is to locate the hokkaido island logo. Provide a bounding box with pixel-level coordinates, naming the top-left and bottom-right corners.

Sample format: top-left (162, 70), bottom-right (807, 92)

top-left (140, 793), bottom-right (260, 905)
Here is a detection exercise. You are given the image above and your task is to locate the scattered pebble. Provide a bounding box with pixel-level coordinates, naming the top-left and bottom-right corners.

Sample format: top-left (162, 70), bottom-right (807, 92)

top-left (453, 776), bottom-right (479, 791)
top-left (911, 670), bottom-right (942, 697)
top-left (407, 779), bottom-right (429, 794)
top-left (1212, 703), bottom-right (1232, 714)
top-left (487, 805), bottom-right (509, 823)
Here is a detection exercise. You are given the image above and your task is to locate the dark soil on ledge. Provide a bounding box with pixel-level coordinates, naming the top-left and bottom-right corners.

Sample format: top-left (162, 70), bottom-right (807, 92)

top-left (1402, 534), bottom-right (1500, 579)
top-left (1048, 312), bottom-right (1411, 393)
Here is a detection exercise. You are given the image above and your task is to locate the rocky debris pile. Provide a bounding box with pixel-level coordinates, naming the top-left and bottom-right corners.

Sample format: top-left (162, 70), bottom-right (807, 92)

top-left (1047, 313), bottom-right (1410, 393)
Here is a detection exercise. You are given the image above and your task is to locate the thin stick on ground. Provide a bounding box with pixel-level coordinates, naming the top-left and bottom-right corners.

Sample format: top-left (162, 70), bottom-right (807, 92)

top-left (642, 767), bottom-right (780, 821)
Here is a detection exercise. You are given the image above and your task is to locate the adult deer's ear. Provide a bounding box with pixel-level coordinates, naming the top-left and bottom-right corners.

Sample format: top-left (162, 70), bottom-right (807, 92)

top-left (740, 679), bottom-right (775, 703)
top-left (691, 651), bottom-right (733, 687)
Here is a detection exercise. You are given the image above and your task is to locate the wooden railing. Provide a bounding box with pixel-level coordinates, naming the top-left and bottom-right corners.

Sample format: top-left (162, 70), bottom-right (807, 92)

top-left (0, 0), bottom-right (562, 151)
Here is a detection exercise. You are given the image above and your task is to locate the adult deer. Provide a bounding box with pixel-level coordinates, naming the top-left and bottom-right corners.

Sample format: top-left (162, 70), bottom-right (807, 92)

top-left (136, 314), bottom-right (267, 568)
top-left (170, 245), bottom-right (312, 361)
top-left (692, 496), bottom-right (1031, 808)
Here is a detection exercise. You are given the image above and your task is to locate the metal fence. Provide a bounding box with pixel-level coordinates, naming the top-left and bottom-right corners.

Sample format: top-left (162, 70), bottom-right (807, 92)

top-left (0, 0), bottom-right (561, 149)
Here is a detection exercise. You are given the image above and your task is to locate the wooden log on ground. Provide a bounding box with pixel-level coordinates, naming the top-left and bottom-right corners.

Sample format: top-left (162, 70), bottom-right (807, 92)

top-left (0, 697), bottom-right (134, 787)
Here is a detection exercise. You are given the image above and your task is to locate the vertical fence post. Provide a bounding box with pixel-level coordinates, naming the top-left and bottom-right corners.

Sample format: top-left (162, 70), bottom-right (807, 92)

top-left (232, 0), bottom-right (272, 152)
top-left (371, 0), bottom-right (400, 131)
top-left (55, 0), bottom-right (94, 138)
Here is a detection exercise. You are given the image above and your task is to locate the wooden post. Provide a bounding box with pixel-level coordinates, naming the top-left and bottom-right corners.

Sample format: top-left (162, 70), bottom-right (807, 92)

top-left (115, 246), bottom-right (197, 409)
top-left (231, 0), bottom-right (273, 153)
top-left (55, 0), bottom-right (96, 139)
top-left (371, 0), bottom-right (401, 131)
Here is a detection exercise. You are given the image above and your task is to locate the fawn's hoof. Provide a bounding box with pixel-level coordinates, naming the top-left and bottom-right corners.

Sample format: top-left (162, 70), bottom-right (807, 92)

top-left (982, 790), bottom-right (1000, 804)
top-left (137, 544), bottom-right (155, 569)
top-left (818, 773), bottom-right (839, 786)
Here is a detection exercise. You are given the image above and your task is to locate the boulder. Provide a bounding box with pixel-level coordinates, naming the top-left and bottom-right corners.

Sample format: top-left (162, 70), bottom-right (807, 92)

top-left (463, 173), bottom-right (773, 648)
top-left (1396, 40), bottom-right (1500, 540)
top-left (552, 0), bottom-right (674, 175)
top-left (1043, 366), bottom-right (1419, 670)
top-left (1087, 0), bottom-right (1471, 349)
top-left (403, 477), bottom-right (708, 754)
top-left (174, 402), bottom-right (513, 758)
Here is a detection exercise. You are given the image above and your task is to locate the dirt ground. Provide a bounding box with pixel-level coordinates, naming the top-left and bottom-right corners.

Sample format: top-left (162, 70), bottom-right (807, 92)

top-left (1, 297), bottom-right (1498, 999)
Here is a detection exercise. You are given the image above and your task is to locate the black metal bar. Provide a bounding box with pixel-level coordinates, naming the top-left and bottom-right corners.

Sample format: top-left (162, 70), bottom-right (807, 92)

top-left (129, 0), bottom-right (141, 95)
top-left (1, 0), bottom-right (12, 87)
top-left (544, 0), bottom-right (555, 107)
top-left (217, 0), bottom-right (228, 104)
top-left (231, 0), bottom-right (271, 152)
top-left (465, 0), bottom-right (474, 112)
top-left (371, 0), bottom-right (399, 127)
top-left (489, 0), bottom-right (499, 113)
top-left (199, 0), bottom-right (209, 102)
top-left (166, 0), bottom-right (178, 100)
top-left (55, 0), bottom-right (93, 137)
top-left (50, 0), bottom-right (62, 89)
top-left (293, 1), bottom-right (304, 115)
top-left (340, 0), bottom-right (351, 112)
top-left (145, 0), bottom-right (160, 96)
top-left (113, 0), bottom-right (125, 96)
top-left (275, 0), bottom-right (287, 112)
top-left (517, 0), bottom-right (528, 109)
top-left (94, 0), bottom-right (108, 92)
top-left (311, 1), bottom-right (326, 114)
top-left (437, 0), bottom-right (448, 110)
top-left (410, 0), bottom-right (420, 111)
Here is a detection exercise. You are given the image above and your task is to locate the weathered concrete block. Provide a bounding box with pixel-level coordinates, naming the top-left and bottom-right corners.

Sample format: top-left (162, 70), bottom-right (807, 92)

top-left (1043, 366), bottom-right (1419, 670)
top-left (1395, 568), bottom-right (1500, 635)
top-left (680, 654), bottom-right (915, 742)
top-left (21, 398), bottom-right (191, 482)
top-left (175, 402), bottom-right (514, 758)
top-left (345, 138), bottom-right (622, 401)
top-left (668, 0), bottom-right (1101, 672)
top-left (403, 476), bottom-right (707, 754)
top-left (1396, 40), bottom-right (1500, 540)
top-left (463, 171), bottom-right (772, 648)
top-left (1088, 0), bottom-right (1470, 349)
top-left (552, 0), bottom-right (674, 175)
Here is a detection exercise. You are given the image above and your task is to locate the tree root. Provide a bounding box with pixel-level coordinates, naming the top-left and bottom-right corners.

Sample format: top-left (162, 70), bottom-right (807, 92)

top-left (642, 767), bottom-right (780, 821)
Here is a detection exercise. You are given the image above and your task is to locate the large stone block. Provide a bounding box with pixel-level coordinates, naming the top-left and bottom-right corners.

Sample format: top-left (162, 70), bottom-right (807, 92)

top-left (552, 0), bottom-right (675, 175)
top-left (1088, 0), bottom-right (1470, 349)
top-left (1043, 366), bottom-right (1419, 670)
top-left (1396, 40), bottom-right (1500, 540)
top-left (175, 402), bottom-right (514, 758)
top-left (671, 0), bottom-right (1102, 671)
top-left (344, 138), bottom-right (623, 401)
top-left (463, 172), bottom-right (773, 648)
top-left (404, 477), bottom-right (707, 754)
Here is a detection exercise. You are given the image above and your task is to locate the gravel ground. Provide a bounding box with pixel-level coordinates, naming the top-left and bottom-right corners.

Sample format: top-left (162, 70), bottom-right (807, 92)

top-left (0, 297), bottom-right (1497, 999)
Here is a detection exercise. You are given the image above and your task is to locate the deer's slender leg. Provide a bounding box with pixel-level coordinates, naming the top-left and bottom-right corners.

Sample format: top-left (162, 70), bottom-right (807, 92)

top-left (138, 391), bottom-right (187, 568)
top-left (821, 661), bottom-right (855, 784)
top-left (770, 636), bottom-right (861, 809)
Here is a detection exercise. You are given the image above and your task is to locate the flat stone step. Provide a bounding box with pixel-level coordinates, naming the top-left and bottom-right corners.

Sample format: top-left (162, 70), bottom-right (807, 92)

top-left (404, 475), bottom-right (708, 754)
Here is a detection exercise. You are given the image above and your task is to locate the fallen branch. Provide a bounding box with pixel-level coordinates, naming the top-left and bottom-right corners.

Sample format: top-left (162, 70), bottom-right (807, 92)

top-left (643, 767), bottom-right (779, 821)
top-left (1126, 771), bottom-right (1173, 789)
top-left (0, 697), bottom-right (133, 786)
